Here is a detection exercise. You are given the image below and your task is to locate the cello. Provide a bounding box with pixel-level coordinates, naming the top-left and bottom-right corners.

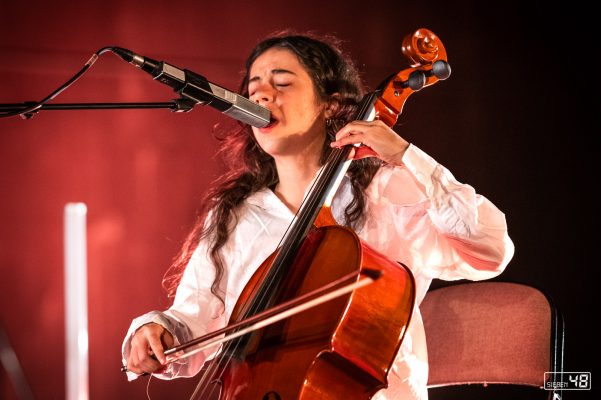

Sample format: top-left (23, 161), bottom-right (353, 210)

top-left (163, 28), bottom-right (451, 399)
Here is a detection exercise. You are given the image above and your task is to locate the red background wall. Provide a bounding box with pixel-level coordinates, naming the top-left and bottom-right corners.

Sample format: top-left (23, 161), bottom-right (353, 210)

top-left (0, 1), bottom-right (593, 399)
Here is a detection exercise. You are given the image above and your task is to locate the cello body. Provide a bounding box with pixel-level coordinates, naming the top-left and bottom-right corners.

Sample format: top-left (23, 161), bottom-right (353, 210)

top-left (219, 222), bottom-right (415, 399)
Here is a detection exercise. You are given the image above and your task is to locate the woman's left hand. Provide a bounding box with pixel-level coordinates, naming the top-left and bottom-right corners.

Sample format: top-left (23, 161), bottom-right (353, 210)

top-left (330, 119), bottom-right (409, 166)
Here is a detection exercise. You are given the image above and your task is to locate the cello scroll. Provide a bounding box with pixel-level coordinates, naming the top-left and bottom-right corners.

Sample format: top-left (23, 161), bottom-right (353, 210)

top-left (373, 28), bottom-right (451, 128)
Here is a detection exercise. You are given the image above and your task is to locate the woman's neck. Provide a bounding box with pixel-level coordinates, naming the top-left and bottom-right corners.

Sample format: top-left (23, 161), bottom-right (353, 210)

top-left (273, 154), bottom-right (321, 213)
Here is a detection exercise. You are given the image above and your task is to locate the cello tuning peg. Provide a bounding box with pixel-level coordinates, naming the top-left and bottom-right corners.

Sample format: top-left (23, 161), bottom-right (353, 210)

top-left (407, 70), bottom-right (426, 91)
top-left (432, 60), bottom-right (451, 80)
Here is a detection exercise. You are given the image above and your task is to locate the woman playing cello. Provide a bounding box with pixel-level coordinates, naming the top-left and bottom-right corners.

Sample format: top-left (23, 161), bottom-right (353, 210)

top-left (122, 32), bottom-right (514, 399)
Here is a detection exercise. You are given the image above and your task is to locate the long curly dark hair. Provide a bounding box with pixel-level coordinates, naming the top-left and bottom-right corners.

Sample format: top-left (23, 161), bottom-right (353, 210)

top-left (163, 32), bottom-right (382, 302)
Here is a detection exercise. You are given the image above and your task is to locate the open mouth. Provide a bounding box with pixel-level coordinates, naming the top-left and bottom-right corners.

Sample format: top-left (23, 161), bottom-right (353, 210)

top-left (263, 117), bottom-right (278, 129)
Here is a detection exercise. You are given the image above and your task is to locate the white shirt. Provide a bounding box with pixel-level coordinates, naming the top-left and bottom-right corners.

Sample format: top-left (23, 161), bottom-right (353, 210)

top-left (122, 144), bottom-right (514, 399)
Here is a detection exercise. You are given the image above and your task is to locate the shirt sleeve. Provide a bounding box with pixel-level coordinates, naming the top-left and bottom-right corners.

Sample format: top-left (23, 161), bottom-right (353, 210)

top-left (121, 240), bottom-right (225, 381)
top-left (360, 143), bottom-right (514, 284)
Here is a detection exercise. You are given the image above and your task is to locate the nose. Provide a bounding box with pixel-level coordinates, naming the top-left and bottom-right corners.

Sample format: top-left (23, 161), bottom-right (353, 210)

top-left (251, 84), bottom-right (275, 105)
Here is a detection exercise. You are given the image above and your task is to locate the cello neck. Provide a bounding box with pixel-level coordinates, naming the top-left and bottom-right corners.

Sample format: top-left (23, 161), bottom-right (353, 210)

top-left (280, 92), bottom-right (379, 249)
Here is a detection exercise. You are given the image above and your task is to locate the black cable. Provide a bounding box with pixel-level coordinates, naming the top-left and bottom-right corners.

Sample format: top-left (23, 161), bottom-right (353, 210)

top-left (0, 46), bottom-right (115, 119)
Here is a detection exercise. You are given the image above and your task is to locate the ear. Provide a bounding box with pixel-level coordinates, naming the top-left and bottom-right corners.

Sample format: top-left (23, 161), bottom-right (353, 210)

top-left (324, 93), bottom-right (341, 119)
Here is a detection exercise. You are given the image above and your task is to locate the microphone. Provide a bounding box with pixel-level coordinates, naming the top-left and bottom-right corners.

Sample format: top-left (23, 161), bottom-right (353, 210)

top-left (111, 47), bottom-right (270, 128)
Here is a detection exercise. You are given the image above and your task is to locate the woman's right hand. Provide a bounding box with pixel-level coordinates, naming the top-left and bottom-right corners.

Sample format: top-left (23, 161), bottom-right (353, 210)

top-left (126, 323), bottom-right (174, 375)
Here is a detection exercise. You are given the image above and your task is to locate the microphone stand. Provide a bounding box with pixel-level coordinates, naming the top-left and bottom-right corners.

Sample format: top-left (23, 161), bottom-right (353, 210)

top-left (0, 98), bottom-right (199, 119)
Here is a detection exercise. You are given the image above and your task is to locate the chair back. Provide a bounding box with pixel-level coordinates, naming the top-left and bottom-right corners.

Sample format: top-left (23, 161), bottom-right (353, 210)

top-left (421, 282), bottom-right (564, 399)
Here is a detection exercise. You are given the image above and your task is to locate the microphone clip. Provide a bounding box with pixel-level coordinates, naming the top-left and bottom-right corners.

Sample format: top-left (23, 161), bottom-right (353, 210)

top-left (172, 98), bottom-right (198, 113)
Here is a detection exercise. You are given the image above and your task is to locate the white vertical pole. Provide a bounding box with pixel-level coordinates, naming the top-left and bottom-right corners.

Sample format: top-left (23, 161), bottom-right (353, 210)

top-left (64, 203), bottom-right (89, 400)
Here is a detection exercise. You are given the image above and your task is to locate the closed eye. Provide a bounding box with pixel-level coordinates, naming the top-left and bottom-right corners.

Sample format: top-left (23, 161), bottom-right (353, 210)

top-left (248, 85), bottom-right (257, 97)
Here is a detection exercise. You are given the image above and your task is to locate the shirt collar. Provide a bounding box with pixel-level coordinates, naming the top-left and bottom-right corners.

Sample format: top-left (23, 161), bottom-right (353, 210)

top-left (246, 188), bottom-right (295, 217)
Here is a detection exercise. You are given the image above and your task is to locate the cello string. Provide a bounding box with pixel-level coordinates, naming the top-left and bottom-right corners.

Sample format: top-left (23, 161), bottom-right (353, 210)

top-left (188, 146), bottom-right (346, 400)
